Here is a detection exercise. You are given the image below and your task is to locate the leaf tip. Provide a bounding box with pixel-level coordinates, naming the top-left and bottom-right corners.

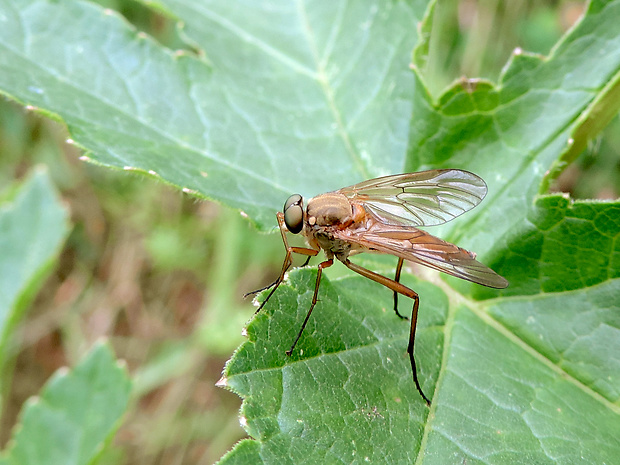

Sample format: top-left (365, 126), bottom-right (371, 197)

top-left (115, 357), bottom-right (129, 371)
top-left (216, 375), bottom-right (228, 388)
top-left (26, 396), bottom-right (41, 408)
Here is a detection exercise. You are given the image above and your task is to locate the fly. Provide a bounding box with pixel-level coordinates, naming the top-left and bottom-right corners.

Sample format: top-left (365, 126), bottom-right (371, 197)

top-left (246, 169), bottom-right (508, 405)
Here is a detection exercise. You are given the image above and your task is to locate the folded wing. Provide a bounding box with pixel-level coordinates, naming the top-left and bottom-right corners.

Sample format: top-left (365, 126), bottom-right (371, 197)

top-left (342, 222), bottom-right (508, 289)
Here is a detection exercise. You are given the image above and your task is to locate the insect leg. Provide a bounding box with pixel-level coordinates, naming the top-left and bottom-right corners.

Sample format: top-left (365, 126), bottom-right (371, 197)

top-left (392, 257), bottom-right (408, 320)
top-left (286, 258), bottom-right (333, 356)
top-left (247, 212), bottom-right (319, 313)
top-left (343, 259), bottom-right (431, 405)
top-left (244, 280), bottom-right (278, 297)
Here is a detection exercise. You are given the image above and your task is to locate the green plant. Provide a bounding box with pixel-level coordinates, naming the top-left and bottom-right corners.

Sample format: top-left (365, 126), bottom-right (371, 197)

top-left (0, 0), bottom-right (618, 464)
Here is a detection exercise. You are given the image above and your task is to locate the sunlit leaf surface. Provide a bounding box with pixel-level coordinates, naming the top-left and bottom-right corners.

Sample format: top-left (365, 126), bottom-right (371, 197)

top-left (0, 0), bottom-right (618, 463)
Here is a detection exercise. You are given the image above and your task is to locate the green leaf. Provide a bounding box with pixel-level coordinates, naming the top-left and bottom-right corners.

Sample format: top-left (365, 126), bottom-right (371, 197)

top-left (0, 0), bottom-right (619, 464)
top-left (222, 245), bottom-right (619, 464)
top-left (421, 304), bottom-right (619, 464)
top-left (488, 197), bottom-right (620, 401)
top-left (0, 0), bottom-right (430, 229)
top-left (0, 342), bottom-right (132, 465)
top-left (221, 271), bottom-right (444, 464)
top-left (493, 196), bottom-right (620, 296)
top-left (408, 0), bottom-right (620, 256)
top-left (0, 168), bottom-right (70, 373)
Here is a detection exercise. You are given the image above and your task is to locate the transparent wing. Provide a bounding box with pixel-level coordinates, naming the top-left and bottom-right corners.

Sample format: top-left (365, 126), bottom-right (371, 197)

top-left (338, 169), bottom-right (488, 227)
top-left (337, 223), bottom-right (508, 289)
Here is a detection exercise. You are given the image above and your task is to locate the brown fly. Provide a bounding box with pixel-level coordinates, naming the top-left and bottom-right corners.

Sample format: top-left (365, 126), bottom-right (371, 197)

top-left (247, 169), bottom-right (508, 405)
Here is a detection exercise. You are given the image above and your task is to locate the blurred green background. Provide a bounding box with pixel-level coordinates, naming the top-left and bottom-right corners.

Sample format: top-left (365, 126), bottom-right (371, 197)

top-left (0, 0), bottom-right (617, 464)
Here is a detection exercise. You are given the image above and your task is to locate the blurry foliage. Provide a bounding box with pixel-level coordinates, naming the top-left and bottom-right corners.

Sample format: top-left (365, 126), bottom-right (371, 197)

top-left (425, 0), bottom-right (619, 199)
top-left (0, 0), bottom-right (617, 464)
top-left (0, 98), bottom-right (283, 463)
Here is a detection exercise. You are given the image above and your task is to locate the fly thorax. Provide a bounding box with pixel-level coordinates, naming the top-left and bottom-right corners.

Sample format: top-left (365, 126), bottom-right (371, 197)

top-left (306, 193), bottom-right (353, 228)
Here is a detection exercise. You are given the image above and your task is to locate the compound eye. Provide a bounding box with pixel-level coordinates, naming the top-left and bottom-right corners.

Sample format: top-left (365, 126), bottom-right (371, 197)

top-left (283, 194), bottom-right (303, 234)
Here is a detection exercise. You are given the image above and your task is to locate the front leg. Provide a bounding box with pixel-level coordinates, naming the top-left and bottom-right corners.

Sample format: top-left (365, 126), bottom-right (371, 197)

top-left (286, 258), bottom-right (333, 355)
top-left (246, 212), bottom-right (319, 314)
